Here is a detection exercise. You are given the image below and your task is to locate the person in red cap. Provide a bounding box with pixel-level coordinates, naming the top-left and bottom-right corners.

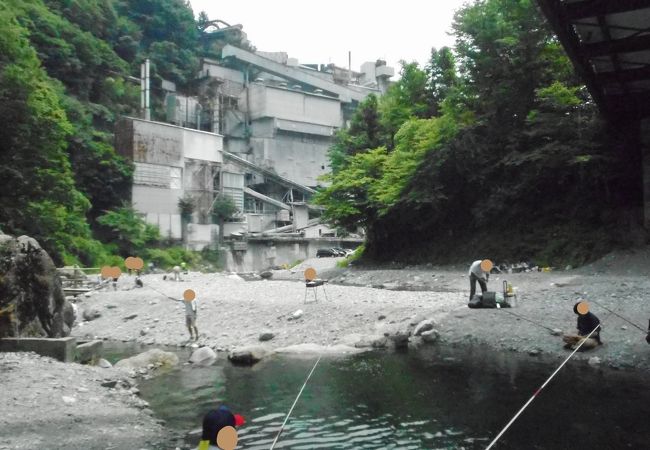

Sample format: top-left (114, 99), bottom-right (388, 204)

top-left (197, 405), bottom-right (245, 450)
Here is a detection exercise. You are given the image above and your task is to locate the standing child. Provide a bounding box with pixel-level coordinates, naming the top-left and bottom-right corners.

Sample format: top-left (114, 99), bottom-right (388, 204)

top-left (184, 289), bottom-right (199, 341)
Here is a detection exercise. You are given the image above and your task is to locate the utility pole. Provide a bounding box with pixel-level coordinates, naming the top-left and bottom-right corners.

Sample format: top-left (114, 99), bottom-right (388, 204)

top-left (140, 59), bottom-right (151, 120)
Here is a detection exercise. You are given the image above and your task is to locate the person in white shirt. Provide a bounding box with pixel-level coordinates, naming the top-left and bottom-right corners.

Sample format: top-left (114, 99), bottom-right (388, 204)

top-left (468, 259), bottom-right (492, 300)
top-left (184, 295), bottom-right (198, 341)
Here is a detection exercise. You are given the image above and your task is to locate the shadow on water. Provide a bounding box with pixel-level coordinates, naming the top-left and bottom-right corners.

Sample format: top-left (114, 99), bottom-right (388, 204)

top-left (109, 343), bottom-right (650, 450)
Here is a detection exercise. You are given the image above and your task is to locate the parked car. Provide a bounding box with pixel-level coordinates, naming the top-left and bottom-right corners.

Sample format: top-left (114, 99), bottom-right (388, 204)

top-left (332, 247), bottom-right (349, 257)
top-left (316, 248), bottom-right (338, 258)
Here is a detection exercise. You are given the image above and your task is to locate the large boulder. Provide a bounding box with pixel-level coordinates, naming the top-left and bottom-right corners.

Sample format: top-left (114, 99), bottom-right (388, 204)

top-left (114, 349), bottom-right (179, 370)
top-left (228, 346), bottom-right (269, 365)
top-left (189, 346), bottom-right (217, 365)
top-left (0, 233), bottom-right (71, 338)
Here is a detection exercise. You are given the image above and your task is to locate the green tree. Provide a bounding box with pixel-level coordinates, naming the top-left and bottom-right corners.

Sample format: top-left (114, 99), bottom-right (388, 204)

top-left (178, 194), bottom-right (195, 246)
top-left (96, 205), bottom-right (159, 255)
top-left (426, 46), bottom-right (457, 116)
top-left (379, 62), bottom-right (430, 147)
top-left (315, 147), bottom-right (388, 231)
top-left (0, 6), bottom-right (103, 265)
top-left (328, 94), bottom-right (384, 173)
top-left (210, 195), bottom-right (238, 243)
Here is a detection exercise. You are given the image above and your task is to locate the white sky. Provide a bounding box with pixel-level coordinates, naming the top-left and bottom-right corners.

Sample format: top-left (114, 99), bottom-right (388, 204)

top-left (189, 0), bottom-right (469, 77)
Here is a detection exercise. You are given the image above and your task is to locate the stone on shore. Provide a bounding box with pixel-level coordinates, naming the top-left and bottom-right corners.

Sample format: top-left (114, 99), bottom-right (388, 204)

top-left (387, 331), bottom-right (410, 349)
top-left (97, 358), bottom-right (113, 368)
top-left (259, 331), bottom-right (275, 342)
top-left (413, 319), bottom-right (436, 336)
top-left (421, 329), bottom-right (440, 343)
top-left (0, 232), bottom-right (71, 338)
top-left (114, 349), bottom-right (178, 370)
top-left (83, 308), bottom-right (102, 321)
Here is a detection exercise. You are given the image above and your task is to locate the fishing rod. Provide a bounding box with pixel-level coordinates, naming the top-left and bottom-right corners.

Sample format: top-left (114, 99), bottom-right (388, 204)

top-left (269, 355), bottom-right (322, 450)
top-left (587, 299), bottom-right (646, 333)
top-left (485, 322), bottom-right (602, 450)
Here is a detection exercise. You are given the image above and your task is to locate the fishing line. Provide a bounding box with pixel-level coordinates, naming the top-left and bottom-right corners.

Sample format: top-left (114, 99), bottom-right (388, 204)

top-left (587, 299), bottom-right (646, 333)
top-left (269, 355), bottom-right (322, 450)
top-left (500, 309), bottom-right (557, 333)
top-left (484, 322), bottom-right (602, 449)
top-left (485, 306), bottom-right (616, 450)
top-left (143, 284), bottom-right (181, 302)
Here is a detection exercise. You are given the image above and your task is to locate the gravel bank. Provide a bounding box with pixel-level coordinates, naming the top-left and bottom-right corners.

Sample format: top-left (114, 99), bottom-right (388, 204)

top-left (72, 255), bottom-right (650, 370)
top-left (0, 352), bottom-right (176, 450)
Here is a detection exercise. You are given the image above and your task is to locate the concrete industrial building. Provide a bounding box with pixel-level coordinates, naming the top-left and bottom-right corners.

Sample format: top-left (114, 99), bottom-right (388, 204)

top-left (116, 39), bottom-right (393, 268)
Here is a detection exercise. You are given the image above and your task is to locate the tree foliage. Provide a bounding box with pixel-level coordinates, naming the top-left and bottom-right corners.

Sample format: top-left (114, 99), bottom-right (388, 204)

top-left (0, 0), bottom-right (212, 264)
top-left (96, 205), bottom-right (159, 256)
top-left (318, 0), bottom-right (634, 266)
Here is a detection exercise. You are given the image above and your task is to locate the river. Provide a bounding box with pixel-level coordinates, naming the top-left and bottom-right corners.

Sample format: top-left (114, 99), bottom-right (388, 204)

top-left (105, 343), bottom-right (650, 449)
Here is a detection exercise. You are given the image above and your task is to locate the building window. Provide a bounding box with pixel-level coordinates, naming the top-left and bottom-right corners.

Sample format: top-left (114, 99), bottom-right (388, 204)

top-left (170, 167), bottom-right (182, 189)
top-left (133, 162), bottom-right (170, 188)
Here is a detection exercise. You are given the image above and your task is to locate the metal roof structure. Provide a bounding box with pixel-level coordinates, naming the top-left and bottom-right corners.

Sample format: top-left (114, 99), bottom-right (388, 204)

top-left (537, 0), bottom-right (650, 122)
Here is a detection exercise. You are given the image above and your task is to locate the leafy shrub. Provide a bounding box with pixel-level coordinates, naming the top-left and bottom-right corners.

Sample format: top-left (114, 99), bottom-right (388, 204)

top-left (337, 245), bottom-right (365, 268)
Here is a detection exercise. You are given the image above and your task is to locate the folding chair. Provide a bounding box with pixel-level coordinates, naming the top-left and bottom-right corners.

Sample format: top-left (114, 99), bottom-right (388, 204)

top-left (304, 267), bottom-right (328, 303)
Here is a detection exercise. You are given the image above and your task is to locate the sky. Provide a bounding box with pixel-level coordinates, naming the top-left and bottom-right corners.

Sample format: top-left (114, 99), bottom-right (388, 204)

top-left (189, 0), bottom-right (469, 77)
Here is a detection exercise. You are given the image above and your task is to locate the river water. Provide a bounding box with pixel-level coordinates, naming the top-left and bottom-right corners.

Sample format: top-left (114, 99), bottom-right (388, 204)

top-left (107, 343), bottom-right (650, 449)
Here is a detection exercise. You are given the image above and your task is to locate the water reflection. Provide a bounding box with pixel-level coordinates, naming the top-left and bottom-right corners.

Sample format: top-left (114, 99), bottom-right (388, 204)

top-left (135, 345), bottom-right (650, 449)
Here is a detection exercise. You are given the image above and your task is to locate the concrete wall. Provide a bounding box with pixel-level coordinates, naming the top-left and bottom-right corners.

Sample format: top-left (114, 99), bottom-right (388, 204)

top-left (0, 337), bottom-right (76, 362)
top-left (182, 128), bottom-right (223, 162)
top-left (303, 223), bottom-right (337, 238)
top-left (187, 224), bottom-right (218, 250)
top-left (201, 62), bottom-right (245, 84)
top-left (246, 84), bottom-right (342, 128)
top-left (224, 237), bottom-right (362, 272)
top-left (249, 133), bottom-right (331, 187)
top-left (133, 185), bottom-right (182, 214)
top-left (127, 118), bottom-right (223, 166)
top-left (144, 212), bottom-right (182, 240)
top-left (117, 117), bottom-right (228, 245)
top-left (247, 213), bottom-right (278, 232)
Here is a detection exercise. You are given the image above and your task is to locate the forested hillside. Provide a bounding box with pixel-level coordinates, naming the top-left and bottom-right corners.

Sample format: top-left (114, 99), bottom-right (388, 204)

top-left (1, 0), bottom-right (640, 269)
top-left (0, 0), bottom-right (217, 265)
top-left (316, 0), bottom-right (641, 266)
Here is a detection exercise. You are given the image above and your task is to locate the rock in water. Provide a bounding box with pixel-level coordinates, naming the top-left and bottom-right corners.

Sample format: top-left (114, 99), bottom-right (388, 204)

top-left (114, 349), bottom-right (179, 370)
top-left (228, 346), bottom-right (268, 365)
top-left (189, 346), bottom-right (217, 365)
top-left (0, 232), bottom-right (71, 338)
top-left (588, 356), bottom-right (601, 366)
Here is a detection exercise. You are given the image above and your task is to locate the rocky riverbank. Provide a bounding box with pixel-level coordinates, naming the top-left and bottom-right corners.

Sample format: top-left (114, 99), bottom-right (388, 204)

top-left (0, 351), bottom-right (182, 450)
top-left (72, 252), bottom-right (650, 371)
top-left (3, 249), bottom-right (650, 449)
